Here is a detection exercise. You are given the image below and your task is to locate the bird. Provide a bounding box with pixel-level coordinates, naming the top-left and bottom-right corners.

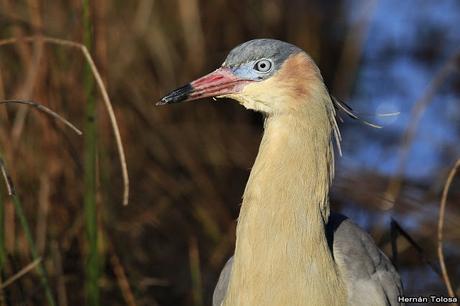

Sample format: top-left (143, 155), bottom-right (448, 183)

top-left (157, 39), bottom-right (403, 306)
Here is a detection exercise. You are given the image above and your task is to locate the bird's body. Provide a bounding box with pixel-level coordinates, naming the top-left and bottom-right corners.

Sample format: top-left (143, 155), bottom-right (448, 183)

top-left (158, 39), bottom-right (403, 306)
top-left (213, 213), bottom-right (403, 306)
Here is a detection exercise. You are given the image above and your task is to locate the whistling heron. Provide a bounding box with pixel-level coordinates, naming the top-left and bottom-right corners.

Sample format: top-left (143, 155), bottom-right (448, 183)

top-left (158, 39), bottom-right (403, 306)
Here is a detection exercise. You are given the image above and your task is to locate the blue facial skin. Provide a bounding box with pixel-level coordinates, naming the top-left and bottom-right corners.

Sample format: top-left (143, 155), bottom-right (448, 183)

top-left (222, 39), bottom-right (302, 82)
top-left (227, 59), bottom-right (276, 81)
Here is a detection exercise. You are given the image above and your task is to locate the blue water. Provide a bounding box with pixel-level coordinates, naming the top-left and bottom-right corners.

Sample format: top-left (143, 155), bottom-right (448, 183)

top-left (337, 1), bottom-right (460, 300)
top-left (342, 0), bottom-right (460, 181)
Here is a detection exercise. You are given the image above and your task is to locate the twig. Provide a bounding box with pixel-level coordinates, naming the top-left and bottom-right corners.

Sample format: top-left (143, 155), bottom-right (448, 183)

top-left (36, 173), bottom-right (51, 254)
top-left (82, 4), bottom-right (100, 305)
top-left (0, 258), bottom-right (42, 289)
top-left (0, 100), bottom-right (82, 135)
top-left (0, 152), bottom-right (56, 306)
top-left (0, 157), bottom-right (15, 196)
top-left (109, 249), bottom-right (139, 306)
top-left (438, 158), bottom-right (460, 298)
top-left (391, 218), bottom-right (441, 277)
top-left (0, 35), bottom-right (130, 205)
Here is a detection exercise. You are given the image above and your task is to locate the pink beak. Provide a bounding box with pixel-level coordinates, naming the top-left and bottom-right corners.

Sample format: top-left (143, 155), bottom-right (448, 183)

top-left (157, 67), bottom-right (250, 106)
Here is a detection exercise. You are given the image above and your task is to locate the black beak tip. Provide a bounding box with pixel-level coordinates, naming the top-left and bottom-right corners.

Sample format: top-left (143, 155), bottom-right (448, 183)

top-left (155, 98), bottom-right (168, 106)
top-left (156, 83), bottom-right (193, 106)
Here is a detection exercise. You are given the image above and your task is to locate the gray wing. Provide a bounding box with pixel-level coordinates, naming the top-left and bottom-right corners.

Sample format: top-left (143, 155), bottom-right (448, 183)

top-left (329, 213), bottom-right (404, 306)
top-left (213, 257), bottom-right (233, 306)
top-left (212, 212), bottom-right (403, 306)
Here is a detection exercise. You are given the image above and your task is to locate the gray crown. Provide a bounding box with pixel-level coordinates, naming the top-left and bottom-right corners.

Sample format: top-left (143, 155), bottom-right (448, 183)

top-left (223, 39), bottom-right (303, 70)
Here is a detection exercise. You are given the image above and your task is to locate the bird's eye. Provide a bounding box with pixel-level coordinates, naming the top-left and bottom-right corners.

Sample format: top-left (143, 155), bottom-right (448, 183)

top-left (254, 59), bottom-right (273, 73)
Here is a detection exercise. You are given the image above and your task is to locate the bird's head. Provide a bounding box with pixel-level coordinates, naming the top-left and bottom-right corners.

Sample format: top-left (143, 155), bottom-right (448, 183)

top-left (157, 39), bottom-right (327, 115)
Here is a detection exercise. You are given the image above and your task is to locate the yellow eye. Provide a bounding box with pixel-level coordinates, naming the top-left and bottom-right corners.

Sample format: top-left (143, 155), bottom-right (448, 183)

top-left (254, 59), bottom-right (272, 73)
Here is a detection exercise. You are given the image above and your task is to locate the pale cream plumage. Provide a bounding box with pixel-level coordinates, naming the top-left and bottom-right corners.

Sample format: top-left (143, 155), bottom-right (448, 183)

top-left (220, 53), bottom-right (347, 306)
top-left (158, 39), bottom-right (403, 306)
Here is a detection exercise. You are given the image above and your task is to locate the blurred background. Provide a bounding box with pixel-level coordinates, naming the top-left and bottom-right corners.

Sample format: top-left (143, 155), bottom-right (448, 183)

top-left (0, 0), bottom-right (459, 305)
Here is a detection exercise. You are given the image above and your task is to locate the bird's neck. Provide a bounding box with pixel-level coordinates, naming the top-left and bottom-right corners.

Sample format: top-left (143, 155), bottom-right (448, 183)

top-left (223, 108), bottom-right (346, 306)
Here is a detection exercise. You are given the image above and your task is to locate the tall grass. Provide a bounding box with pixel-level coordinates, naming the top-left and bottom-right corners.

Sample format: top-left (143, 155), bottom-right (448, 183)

top-left (0, 154), bottom-right (56, 306)
top-left (10, 195), bottom-right (55, 306)
top-left (0, 181), bottom-right (4, 286)
top-left (82, 1), bottom-right (100, 305)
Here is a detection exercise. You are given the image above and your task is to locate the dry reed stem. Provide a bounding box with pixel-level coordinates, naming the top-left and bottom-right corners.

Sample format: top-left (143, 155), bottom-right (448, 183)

top-left (0, 158), bottom-right (15, 196)
top-left (133, 0), bottom-right (154, 34)
top-left (0, 71), bottom-right (10, 170)
top-left (36, 173), bottom-right (50, 254)
top-left (109, 249), bottom-right (139, 306)
top-left (10, 37), bottom-right (44, 152)
top-left (51, 241), bottom-right (68, 306)
top-left (0, 36), bottom-right (130, 205)
top-left (2, 162), bottom-right (56, 305)
top-left (61, 213), bottom-right (83, 251)
top-left (390, 218), bottom-right (441, 277)
top-left (4, 195), bottom-right (15, 254)
top-left (178, 0), bottom-right (205, 73)
top-left (0, 70), bottom-right (5, 100)
top-left (1, 1), bottom-right (32, 66)
top-left (0, 100), bottom-right (82, 135)
top-left (438, 158), bottom-right (460, 299)
top-left (0, 258), bottom-right (42, 289)
top-left (2, 10), bottom-right (38, 150)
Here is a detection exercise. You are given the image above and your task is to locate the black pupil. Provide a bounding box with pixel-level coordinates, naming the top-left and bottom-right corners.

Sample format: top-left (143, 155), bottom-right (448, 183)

top-left (256, 60), bottom-right (270, 72)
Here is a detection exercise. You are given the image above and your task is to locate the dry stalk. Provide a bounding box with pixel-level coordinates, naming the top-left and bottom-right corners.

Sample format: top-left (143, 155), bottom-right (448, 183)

top-left (0, 258), bottom-right (42, 289)
top-left (0, 35), bottom-right (130, 205)
top-left (51, 241), bottom-right (68, 306)
top-left (36, 173), bottom-right (51, 254)
top-left (438, 158), bottom-right (460, 299)
top-left (0, 69), bottom-right (5, 100)
top-left (390, 218), bottom-right (441, 277)
top-left (0, 100), bottom-right (82, 135)
top-left (9, 36), bottom-right (44, 151)
top-left (0, 157), bottom-right (15, 196)
top-left (109, 248), bottom-right (139, 306)
top-left (177, 0), bottom-right (205, 74)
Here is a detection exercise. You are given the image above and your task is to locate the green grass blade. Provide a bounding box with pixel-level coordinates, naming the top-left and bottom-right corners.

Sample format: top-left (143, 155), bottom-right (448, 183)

top-left (0, 154), bottom-right (56, 306)
top-left (11, 196), bottom-right (56, 306)
top-left (0, 184), bottom-right (4, 273)
top-left (82, 1), bottom-right (100, 305)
